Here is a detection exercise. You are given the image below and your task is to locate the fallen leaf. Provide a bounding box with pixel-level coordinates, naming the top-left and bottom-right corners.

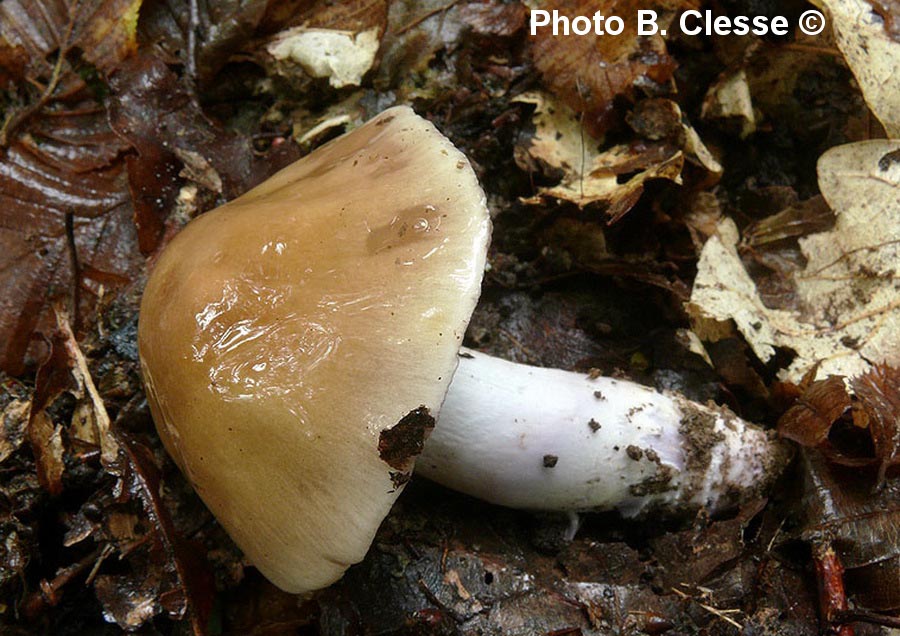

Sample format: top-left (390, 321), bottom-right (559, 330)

top-left (27, 307), bottom-right (120, 493)
top-left (851, 364), bottom-right (900, 482)
top-left (0, 0), bottom-right (140, 78)
top-left (514, 91), bottom-right (685, 220)
top-left (702, 69), bottom-right (756, 138)
top-left (812, 0), bottom-right (900, 136)
top-left (0, 396), bottom-right (29, 463)
top-left (137, 0), bottom-right (272, 86)
top-left (688, 140), bottom-right (900, 382)
top-left (0, 0), bottom-right (152, 375)
top-left (800, 450), bottom-right (900, 611)
top-left (527, 0), bottom-right (695, 135)
top-left (779, 375), bottom-right (851, 448)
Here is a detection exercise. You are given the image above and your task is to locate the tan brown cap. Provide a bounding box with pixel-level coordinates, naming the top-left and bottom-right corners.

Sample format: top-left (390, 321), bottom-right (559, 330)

top-left (138, 106), bottom-right (491, 593)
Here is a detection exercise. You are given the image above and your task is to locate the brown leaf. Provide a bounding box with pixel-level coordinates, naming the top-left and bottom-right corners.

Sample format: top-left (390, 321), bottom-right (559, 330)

top-left (27, 409), bottom-right (64, 495)
top-left (779, 376), bottom-right (851, 447)
top-left (851, 364), bottom-right (900, 484)
top-left (115, 433), bottom-right (214, 634)
top-left (261, 0), bottom-right (388, 32)
top-left (801, 450), bottom-right (900, 611)
top-left (528, 0), bottom-right (694, 136)
top-left (108, 55), bottom-right (300, 208)
top-left (458, 2), bottom-right (526, 37)
top-left (0, 0), bottom-right (148, 374)
top-left (26, 307), bottom-right (120, 493)
top-left (94, 574), bottom-right (162, 629)
top-left (0, 0), bottom-right (140, 78)
top-left (0, 396), bottom-right (29, 463)
top-left (137, 0), bottom-right (274, 85)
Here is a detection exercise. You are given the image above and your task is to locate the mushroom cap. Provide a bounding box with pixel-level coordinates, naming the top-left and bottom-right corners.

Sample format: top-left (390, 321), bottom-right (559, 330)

top-left (138, 106), bottom-right (491, 593)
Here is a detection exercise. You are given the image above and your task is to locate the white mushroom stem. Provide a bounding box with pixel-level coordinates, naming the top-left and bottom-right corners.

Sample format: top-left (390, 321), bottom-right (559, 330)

top-left (419, 348), bottom-right (790, 516)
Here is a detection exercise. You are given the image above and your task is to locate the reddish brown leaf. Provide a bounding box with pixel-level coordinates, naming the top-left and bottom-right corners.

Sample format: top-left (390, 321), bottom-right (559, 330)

top-left (267, 0), bottom-right (387, 32)
top-left (108, 55), bottom-right (300, 209)
top-left (0, 106), bottom-right (141, 374)
top-left (0, 0), bottom-right (140, 78)
top-left (115, 433), bottom-right (214, 635)
top-left (801, 450), bottom-right (900, 612)
top-left (779, 376), bottom-right (851, 447)
top-left (851, 364), bottom-right (900, 484)
top-left (137, 0), bottom-right (274, 85)
top-left (529, 0), bottom-right (694, 136)
top-left (0, 0), bottom-right (149, 374)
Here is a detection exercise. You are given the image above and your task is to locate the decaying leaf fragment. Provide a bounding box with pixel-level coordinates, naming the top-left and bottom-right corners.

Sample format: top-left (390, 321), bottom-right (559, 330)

top-left (514, 92), bottom-right (685, 220)
top-left (268, 26), bottom-right (381, 88)
top-left (27, 307), bottom-right (120, 493)
top-left (811, 0), bottom-right (900, 136)
top-left (688, 141), bottom-right (900, 382)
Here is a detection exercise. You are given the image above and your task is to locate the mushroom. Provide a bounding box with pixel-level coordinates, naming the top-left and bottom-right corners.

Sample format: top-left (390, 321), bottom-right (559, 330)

top-left (139, 106), bottom-right (788, 595)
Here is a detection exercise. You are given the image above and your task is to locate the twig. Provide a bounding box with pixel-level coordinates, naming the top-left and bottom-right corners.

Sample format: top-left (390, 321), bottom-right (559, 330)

top-left (65, 212), bottom-right (81, 333)
top-left (22, 547), bottom-right (102, 618)
top-left (671, 586), bottom-right (743, 630)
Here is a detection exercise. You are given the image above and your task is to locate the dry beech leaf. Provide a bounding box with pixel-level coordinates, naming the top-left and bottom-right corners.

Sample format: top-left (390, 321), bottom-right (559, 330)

top-left (514, 91), bottom-right (684, 221)
top-left (688, 140), bottom-right (900, 382)
top-left (811, 0), bottom-right (900, 136)
top-left (527, 0), bottom-right (696, 135)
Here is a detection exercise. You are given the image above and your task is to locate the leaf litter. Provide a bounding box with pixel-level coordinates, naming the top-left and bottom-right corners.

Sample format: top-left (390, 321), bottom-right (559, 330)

top-left (1, 0), bottom-right (900, 633)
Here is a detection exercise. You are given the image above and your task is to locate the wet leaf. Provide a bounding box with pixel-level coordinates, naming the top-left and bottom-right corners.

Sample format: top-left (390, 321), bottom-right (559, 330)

top-left (0, 0), bottom-right (149, 375)
top-left (95, 573), bottom-right (161, 629)
top-left (800, 450), bottom-right (900, 611)
top-left (114, 433), bottom-right (215, 634)
top-left (0, 0), bottom-right (140, 79)
top-left (137, 0), bottom-right (271, 85)
top-left (26, 307), bottom-right (120, 493)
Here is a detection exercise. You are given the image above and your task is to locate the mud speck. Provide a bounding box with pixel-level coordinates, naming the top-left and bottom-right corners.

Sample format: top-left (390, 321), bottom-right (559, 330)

top-left (629, 464), bottom-right (676, 496)
top-left (379, 406), bottom-right (435, 472)
top-left (543, 454), bottom-right (559, 468)
top-left (626, 445), bottom-right (643, 461)
top-left (588, 418), bottom-right (601, 433)
top-left (678, 402), bottom-right (726, 501)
